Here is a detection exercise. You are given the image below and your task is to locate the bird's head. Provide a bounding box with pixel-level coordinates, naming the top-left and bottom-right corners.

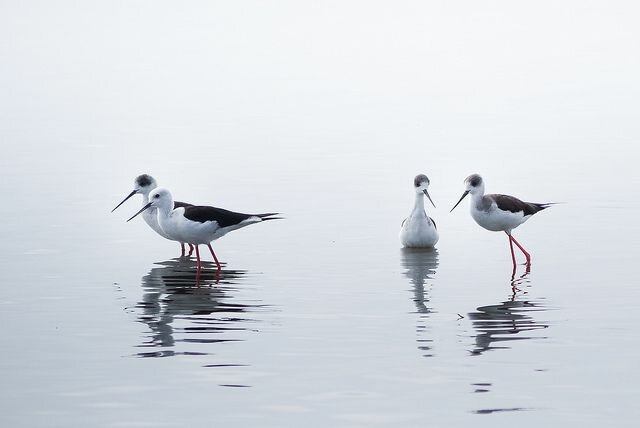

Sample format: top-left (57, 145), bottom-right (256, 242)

top-left (413, 174), bottom-right (436, 208)
top-left (111, 174), bottom-right (158, 213)
top-left (133, 174), bottom-right (157, 196)
top-left (451, 174), bottom-right (484, 212)
top-left (127, 187), bottom-right (173, 222)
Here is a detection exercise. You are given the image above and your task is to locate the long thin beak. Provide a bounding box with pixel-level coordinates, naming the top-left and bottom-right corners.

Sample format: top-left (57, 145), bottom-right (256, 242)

top-left (111, 190), bottom-right (137, 213)
top-left (423, 189), bottom-right (436, 208)
top-left (127, 202), bottom-right (152, 222)
top-left (450, 190), bottom-right (469, 212)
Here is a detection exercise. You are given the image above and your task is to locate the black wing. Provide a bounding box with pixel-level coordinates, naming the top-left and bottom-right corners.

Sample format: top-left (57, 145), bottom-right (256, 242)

top-left (183, 206), bottom-right (254, 227)
top-left (491, 194), bottom-right (548, 216)
top-left (174, 200), bottom-right (193, 209)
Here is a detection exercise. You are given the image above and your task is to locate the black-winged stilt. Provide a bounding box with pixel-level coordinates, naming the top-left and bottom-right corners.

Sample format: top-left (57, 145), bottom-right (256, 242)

top-left (112, 174), bottom-right (194, 256)
top-left (450, 174), bottom-right (553, 270)
top-left (127, 187), bottom-right (280, 279)
top-left (400, 174), bottom-right (439, 248)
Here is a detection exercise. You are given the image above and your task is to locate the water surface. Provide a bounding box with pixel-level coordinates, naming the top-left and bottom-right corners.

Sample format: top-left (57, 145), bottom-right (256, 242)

top-left (2, 2), bottom-right (640, 427)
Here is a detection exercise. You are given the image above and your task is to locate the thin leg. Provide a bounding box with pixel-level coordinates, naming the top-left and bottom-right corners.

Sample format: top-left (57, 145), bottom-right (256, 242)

top-left (188, 243), bottom-right (194, 257)
top-left (506, 232), bottom-right (517, 267)
top-left (181, 242), bottom-right (186, 257)
top-left (207, 244), bottom-right (222, 271)
top-left (510, 234), bottom-right (531, 265)
top-left (510, 283), bottom-right (518, 301)
top-left (194, 245), bottom-right (202, 280)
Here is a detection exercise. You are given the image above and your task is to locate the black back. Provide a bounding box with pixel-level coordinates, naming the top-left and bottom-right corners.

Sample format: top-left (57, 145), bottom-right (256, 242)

top-left (174, 200), bottom-right (192, 209)
top-left (492, 194), bottom-right (549, 216)
top-left (183, 206), bottom-right (254, 227)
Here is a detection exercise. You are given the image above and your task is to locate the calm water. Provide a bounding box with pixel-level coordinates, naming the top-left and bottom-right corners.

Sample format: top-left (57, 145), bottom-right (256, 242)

top-left (2, 2), bottom-right (640, 427)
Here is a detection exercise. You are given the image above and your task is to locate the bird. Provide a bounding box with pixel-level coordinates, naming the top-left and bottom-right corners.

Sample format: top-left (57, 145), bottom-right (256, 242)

top-left (111, 174), bottom-right (193, 256)
top-left (111, 174), bottom-right (195, 256)
top-left (450, 174), bottom-right (553, 269)
top-left (126, 187), bottom-right (280, 278)
top-left (400, 174), bottom-right (439, 248)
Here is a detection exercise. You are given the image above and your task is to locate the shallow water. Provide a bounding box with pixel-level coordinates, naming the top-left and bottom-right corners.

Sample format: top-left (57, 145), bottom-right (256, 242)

top-left (2, 2), bottom-right (640, 427)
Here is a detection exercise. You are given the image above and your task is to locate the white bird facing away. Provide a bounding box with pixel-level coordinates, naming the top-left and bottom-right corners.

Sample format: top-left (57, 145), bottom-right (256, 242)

top-left (127, 187), bottom-right (280, 277)
top-left (450, 174), bottom-right (554, 268)
top-left (112, 174), bottom-right (194, 256)
top-left (400, 174), bottom-right (439, 248)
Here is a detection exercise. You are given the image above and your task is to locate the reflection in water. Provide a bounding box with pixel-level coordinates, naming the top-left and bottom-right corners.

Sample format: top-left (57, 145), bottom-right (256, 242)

top-left (468, 273), bottom-right (549, 356)
top-left (472, 407), bottom-right (529, 415)
top-left (401, 248), bottom-right (439, 357)
top-left (135, 258), bottom-right (266, 359)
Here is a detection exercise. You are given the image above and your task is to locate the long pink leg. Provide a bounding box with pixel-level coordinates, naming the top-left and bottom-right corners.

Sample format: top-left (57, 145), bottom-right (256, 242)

top-left (506, 232), bottom-right (517, 267)
top-left (194, 245), bottom-right (202, 280)
top-left (188, 243), bottom-right (194, 257)
top-left (180, 243), bottom-right (186, 257)
top-left (207, 244), bottom-right (222, 271)
top-left (507, 234), bottom-right (517, 280)
top-left (510, 234), bottom-right (531, 265)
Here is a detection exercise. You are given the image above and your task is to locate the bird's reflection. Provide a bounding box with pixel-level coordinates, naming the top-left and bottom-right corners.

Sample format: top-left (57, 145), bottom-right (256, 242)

top-left (468, 273), bottom-right (549, 356)
top-left (401, 248), bottom-right (439, 357)
top-left (135, 257), bottom-right (265, 358)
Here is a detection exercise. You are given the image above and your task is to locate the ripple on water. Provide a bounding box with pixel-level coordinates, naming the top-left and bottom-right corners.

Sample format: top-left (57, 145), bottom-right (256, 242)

top-left (468, 273), bottom-right (550, 356)
top-left (400, 248), bottom-right (439, 358)
top-left (132, 257), bottom-right (270, 363)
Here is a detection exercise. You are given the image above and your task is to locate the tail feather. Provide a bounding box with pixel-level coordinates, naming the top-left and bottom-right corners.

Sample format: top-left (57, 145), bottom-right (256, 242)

top-left (531, 202), bottom-right (559, 212)
top-left (256, 212), bottom-right (283, 221)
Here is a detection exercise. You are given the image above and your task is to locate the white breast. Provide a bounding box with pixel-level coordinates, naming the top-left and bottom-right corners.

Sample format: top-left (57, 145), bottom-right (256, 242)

top-left (470, 203), bottom-right (530, 232)
top-left (400, 214), bottom-right (439, 248)
top-left (142, 206), bottom-right (175, 240)
top-left (160, 208), bottom-right (221, 244)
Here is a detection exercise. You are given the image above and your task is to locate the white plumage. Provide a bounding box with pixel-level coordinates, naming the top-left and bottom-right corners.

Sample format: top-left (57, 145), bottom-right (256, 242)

top-left (400, 174), bottom-right (439, 248)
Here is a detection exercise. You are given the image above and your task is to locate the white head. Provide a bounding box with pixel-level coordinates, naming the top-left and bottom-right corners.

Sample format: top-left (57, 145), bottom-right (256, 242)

top-left (133, 174), bottom-right (158, 196)
top-left (413, 174), bottom-right (436, 207)
top-left (463, 174), bottom-right (484, 195)
top-left (147, 188), bottom-right (173, 211)
top-left (450, 173), bottom-right (484, 212)
top-left (111, 174), bottom-right (158, 212)
top-left (127, 187), bottom-right (174, 222)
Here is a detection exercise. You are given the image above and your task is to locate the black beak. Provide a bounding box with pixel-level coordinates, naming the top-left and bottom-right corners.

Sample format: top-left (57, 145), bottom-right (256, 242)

top-left (111, 190), bottom-right (137, 213)
top-left (423, 189), bottom-right (436, 208)
top-left (450, 190), bottom-right (469, 212)
top-left (127, 202), bottom-right (152, 222)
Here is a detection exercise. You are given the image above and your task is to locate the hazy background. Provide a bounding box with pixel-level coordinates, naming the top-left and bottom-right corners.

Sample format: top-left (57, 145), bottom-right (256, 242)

top-left (2, 1), bottom-right (638, 196)
top-left (1, 1), bottom-right (639, 427)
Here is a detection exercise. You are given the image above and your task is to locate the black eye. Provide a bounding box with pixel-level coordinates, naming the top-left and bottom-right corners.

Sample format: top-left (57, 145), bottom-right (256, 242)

top-left (154, 194), bottom-right (160, 198)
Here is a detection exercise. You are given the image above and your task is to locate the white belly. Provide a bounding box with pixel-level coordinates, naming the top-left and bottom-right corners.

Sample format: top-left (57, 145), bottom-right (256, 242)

top-left (160, 211), bottom-right (221, 244)
top-left (470, 206), bottom-right (529, 232)
top-left (400, 216), bottom-right (439, 248)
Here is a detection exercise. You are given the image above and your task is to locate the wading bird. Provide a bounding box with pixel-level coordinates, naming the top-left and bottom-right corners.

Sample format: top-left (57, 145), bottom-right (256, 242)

top-left (400, 174), bottom-right (439, 248)
top-left (450, 174), bottom-right (553, 270)
top-left (127, 187), bottom-right (280, 278)
top-left (112, 174), bottom-right (194, 256)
